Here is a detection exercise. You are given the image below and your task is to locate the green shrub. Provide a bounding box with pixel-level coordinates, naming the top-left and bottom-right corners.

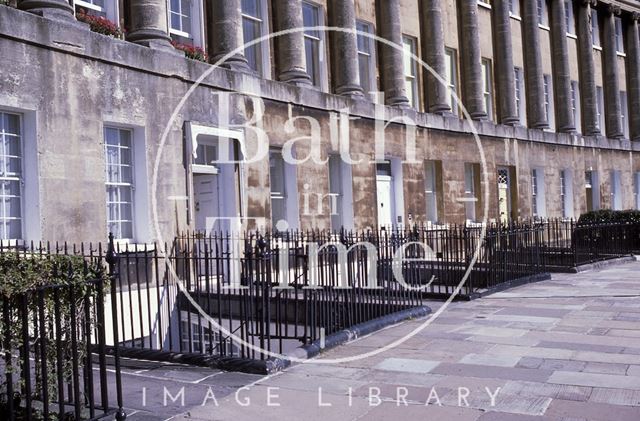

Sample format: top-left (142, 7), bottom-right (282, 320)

top-left (577, 209), bottom-right (640, 225)
top-left (0, 252), bottom-right (108, 419)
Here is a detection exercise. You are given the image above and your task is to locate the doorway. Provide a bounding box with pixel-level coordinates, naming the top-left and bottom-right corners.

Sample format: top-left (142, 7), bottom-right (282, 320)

top-left (497, 167), bottom-right (512, 224)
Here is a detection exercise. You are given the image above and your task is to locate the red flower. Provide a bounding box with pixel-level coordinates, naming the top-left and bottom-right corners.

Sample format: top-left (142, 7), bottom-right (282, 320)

top-left (76, 8), bottom-right (123, 38)
top-left (171, 40), bottom-right (208, 62)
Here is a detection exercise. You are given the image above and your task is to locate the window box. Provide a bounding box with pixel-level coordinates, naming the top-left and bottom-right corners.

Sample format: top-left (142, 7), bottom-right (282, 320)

top-left (76, 8), bottom-right (124, 39)
top-left (171, 41), bottom-right (208, 62)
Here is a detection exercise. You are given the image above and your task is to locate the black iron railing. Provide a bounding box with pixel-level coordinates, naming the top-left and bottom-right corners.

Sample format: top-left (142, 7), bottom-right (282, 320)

top-left (0, 242), bottom-right (125, 421)
top-left (538, 219), bottom-right (640, 270)
top-left (2, 219), bottom-right (637, 402)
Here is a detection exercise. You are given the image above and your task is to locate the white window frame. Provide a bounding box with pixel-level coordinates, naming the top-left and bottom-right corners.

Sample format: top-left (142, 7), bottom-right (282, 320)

top-left (565, 0), bottom-right (576, 36)
top-left (615, 16), bottom-right (625, 55)
top-left (0, 112), bottom-right (23, 241)
top-left (571, 81), bottom-right (581, 133)
top-left (531, 168), bottom-right (546, 218)
top-left (560, 169), bottom-right (574, 219)
top-left (481, 58), bottom-right (493, 121)
top-left (74, 0), bottom-right (119, 22)
top-left (269, 148), bottom-right (299, 230)
top-left (514, 66), bottom-right (526, 125)
top-left (402, 35), bottom-right (419, 110)
top-left (356, 20), bottom-right (377, 96)
top-left (424, 160), bottom-right (439, 224)
top-left (478, 0), bottom-right (492, 10)
top-left (302, 1), bottom-right (327, 91)
top-left (241, 0), bottom-right (271, 78)
top-left (167, 0), bottom-right (205, 48)
top-left (592, 8), bottom-right (601, 48)
top-left (328, 154), bottom-right (354, 230)
top-left (585, 170), bottom-right (601, 211)
top-left (596, 86), bottom-right (605, 132)
top-left (464, 163), bottom-right (478, 223)
top-left (445, 48), bottom-right (459, 116)
top-left (509, 0), bottom-right (520, 18)
top-left (610, 170), bottom-right (623, 210)
top-left (537, 0), bottom-right (549, 28)
top-left (104, 125), bottom-right (150, 243)
top-left (543, 74), bottom-right (555, 130)
top-left (621, 91), bottom-right (629, 139)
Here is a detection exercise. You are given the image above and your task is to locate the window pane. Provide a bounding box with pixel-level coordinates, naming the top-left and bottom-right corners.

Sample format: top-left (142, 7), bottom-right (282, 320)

top-left (120, 221), bottom-right (133, 240)
top-left (304, 37), bottom-right (319, 86)
top-left (243, 18), bottom-right (261, 72)
top-left (105, 128), bottom-right (135, 240)
top-left (7, 219), bottom-right (21, 240)
top-left (241, 0), bottom-right (260, 17)
top-left (269, 152), bottom-right (286, 195)
top-left (3, 114), bottom-right (20, 136)
top-left (171, 13), bottom-right (181, 30)
top-left (182, 15), bottom-right (192, 36)
top-left (358, 54), bottom-right (371, 93)
top-left (170, 0), bottom-right (180, 13)
top-left (4, 135), bottom-right (20, 158)
top-left (5, 156), bottom-right (21, 176)
top-left (105, 128), bottom-right (120, 145)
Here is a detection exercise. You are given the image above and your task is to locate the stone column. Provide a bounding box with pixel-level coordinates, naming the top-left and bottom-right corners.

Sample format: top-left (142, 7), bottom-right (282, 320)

top-left (329, 0), bottom-right (363, 97)
top-left (18, 0), bottom-right (74, 20)
top-left (377, 0), bottom-right (410, 106)
top-left (126, 0), bottom-right (173, 49)
top-left (549, 0), bottom-right (575, 132)
top-left (577, 0), bottom-right (600, 135)
top-left (602, 4), bottom-right (624, 138)
top-left (273, 0), bottom-right (312, 85)
top-left (626, 12), bottom-right (640, 141)
top-left (521, 0), bottom-right (548, 128)
top-left (492, 0), bottom-right (518, 125)
top-left (458, 0), bottom-right (486, 119)
top-left (421, 0), bottom-right (450, 113)
top-left (209, 0), bottom-right (251, 70)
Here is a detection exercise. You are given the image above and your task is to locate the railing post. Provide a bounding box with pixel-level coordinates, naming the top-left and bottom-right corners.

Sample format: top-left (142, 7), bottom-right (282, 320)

top-left (106, 233), bottom-right (126, 421)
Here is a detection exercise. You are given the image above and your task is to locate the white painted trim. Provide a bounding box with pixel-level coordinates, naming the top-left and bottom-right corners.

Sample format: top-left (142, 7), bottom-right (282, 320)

top-left (103, 123), bottom-right (151, 243)
top-left (0, 106), bottom-right (41, 242)
top-left (167, 0), bottom-right (205, 48)
top-left (185, 122), bottom-right (247, 231)
top-left (74, 0), bottom-right (119, 23)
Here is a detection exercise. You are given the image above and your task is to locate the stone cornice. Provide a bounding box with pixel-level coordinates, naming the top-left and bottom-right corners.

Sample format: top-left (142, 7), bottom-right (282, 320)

top-left (601, 0), bottom-right (640, 14)
top-left (0, 4), bottom-right (636, 153)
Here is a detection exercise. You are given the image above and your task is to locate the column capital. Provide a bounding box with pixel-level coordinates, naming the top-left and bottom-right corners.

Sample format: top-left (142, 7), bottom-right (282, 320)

top-left (631, 12), bottom-right (640, 22)
top-left (580, 0), bottom-right (597, 7)
top-left (606, 4), bottom-right (621, 15)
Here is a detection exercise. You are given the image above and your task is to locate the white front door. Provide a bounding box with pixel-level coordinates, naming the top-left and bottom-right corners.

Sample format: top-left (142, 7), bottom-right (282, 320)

top-left (497, 168), bottom-right (511, 224)
top-left (194, 174), bottom-right (219, 233)
top-left (376, 176), bottom-right (393, 228)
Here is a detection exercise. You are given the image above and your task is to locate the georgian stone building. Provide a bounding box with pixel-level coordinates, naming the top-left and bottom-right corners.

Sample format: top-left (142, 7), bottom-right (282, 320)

top-left (0, 0), bottom-right (639, 243)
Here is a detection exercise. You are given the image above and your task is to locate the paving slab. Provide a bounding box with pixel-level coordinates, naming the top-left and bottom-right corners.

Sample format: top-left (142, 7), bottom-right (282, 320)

top-left (373, 357), bottom-right (441, 374)
top-left (548, 371), bottom-right (640, 390)
top-left (544, 399), bottom-right (640, 421)
top-left (133, 261), bottom-right (640, 420)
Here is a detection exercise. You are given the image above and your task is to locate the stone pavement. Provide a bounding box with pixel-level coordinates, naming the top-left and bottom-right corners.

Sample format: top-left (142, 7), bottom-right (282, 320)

top-left (131, 261), bottom-right (640, 420)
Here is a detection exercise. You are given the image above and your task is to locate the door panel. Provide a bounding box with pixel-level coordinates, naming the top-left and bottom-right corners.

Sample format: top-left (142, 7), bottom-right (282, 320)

top-left (376, 177), bottom-right (393, 228)
top-left (194, 174), bottom-right (219, 233)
